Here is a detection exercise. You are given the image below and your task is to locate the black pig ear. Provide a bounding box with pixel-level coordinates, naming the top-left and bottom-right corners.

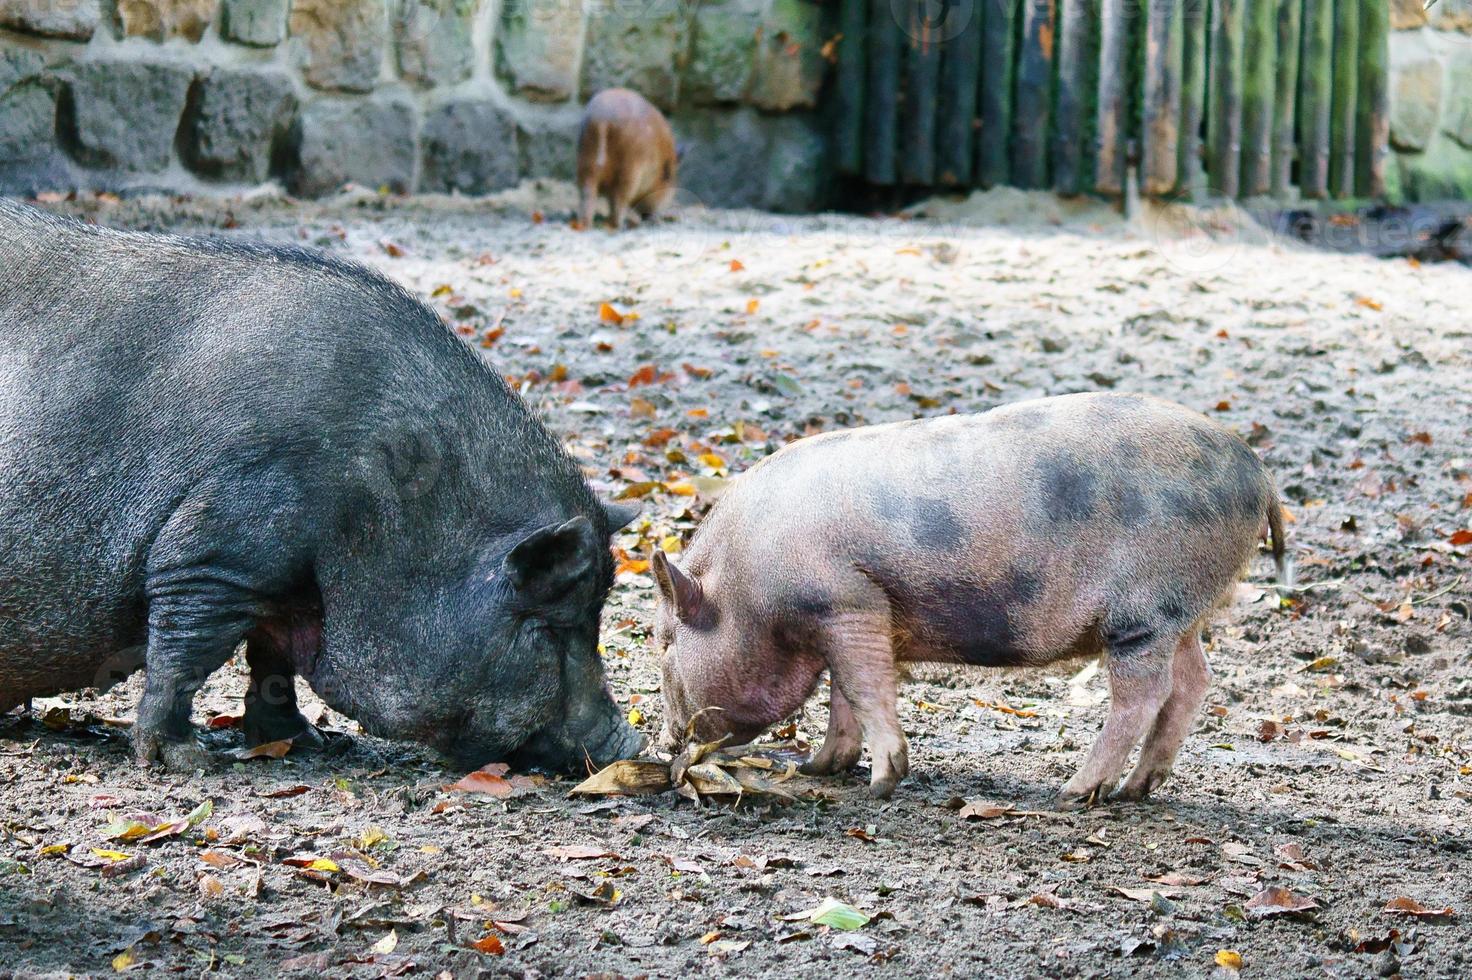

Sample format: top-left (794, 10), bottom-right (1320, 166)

top-left (602, 500), bottom-right (640, 533)
top-left (652, 550), bottom-right (703, 622)
top-left (505, 517), bottom-right (598, 599)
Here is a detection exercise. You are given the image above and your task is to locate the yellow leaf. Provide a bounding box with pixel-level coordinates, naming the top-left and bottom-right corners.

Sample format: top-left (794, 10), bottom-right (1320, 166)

top-left (744, 299), bottom-right (759, 315)
top-left (628, 707), bottom-right (644, 726)
top-left (354, 826), bottom-right (390, 850)
top-left (39, 844), bottom-right (69, 856)
top-left (1215, 950), bottom-right (1243, 970)
top-left (659, 535), bottom-right (682, 554)
top-left (92, 849), bottom-right (130, 862)
top-left (112, 948), bottom-right (137, 972)
top-left (431, 284), bottom-right (452, 298)
top-left (372, 929), bottom-right (398, 955)
top-left (509, 287), bottom-right (523, 299)
top-left (308, 858), bottom-right (340, 873)
top-left (420, 845), bottom-right (442, 855)
top-left (665, 481), bottom-right (697, 496)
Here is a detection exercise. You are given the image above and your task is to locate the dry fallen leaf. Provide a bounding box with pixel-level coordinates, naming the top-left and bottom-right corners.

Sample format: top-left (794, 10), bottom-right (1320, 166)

top-left (1244, 886), bottom-right (1319, 919)
top-left (569, 760), bottom-right (673, 797)
top-left (1382, 896), bottom-right (1455, 920)
top-left (1215, 950), bottom-right (1243, 969)
top-left (235, 739), bottom-right (293, 760)
top-left (470, 934), bottom-right (505, 955)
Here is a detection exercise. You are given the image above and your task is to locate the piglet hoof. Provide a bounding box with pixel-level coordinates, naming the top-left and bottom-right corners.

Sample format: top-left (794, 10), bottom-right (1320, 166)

top-left (1112, 771), bottom-right (1168, 803)
top-left (134, 732), bottom-right (211, 771)
top-left (868, 774), bottom-right (898, 799)
top-left (1054, 785), bottom-right (1107, 812)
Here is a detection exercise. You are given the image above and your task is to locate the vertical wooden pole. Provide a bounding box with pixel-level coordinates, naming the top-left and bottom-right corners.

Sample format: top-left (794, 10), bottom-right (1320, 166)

top-left (1329, 0), bottom-right (1359, 197)
top-left (1298, 0), bottom-right (1332, 198)
top-left (834, 0), bottom-right (869, 176)
top-left (936, 1), bottom-right (983, 185)
top-left (1356, 0), bottom-right (1389, 197)
top-left (1240, 0), bottom-right (1278, 195)
top-left (1208, 0), bottom-right (1245, 197)
top-left (1095, 0), bottom-right (1128, 195)
top-left (1054, 0), bottom-right (1093, 195)
top-left (977, 0), bottom-right (1017, 187)
top-left (1271, 0), bottom-right (1302, 197)
top-left (901, 2), bottom-right (942, 184)
top-left (1143, 0), bottom-right (1185, 195)
top-left (1012, 0), bottom-right (1055, 188)
top-left (865, 0), bottom-right (901, 185)
top-left (1178, 0), bottom-right (1208, 193)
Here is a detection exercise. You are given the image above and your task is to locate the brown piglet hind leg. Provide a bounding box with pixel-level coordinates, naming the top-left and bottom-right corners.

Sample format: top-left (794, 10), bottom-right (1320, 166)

top-left (801, 681), bottom-right (862, 776)
top-left (1057, 632), bottom-right (1176, 809)
top-left (1113, 631), bottom-right (1211, 801)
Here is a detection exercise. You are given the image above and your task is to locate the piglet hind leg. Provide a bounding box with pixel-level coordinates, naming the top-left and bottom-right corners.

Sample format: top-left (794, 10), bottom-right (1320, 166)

top-left (1056, 627), bottom-right (1176, 810)
top-left (1113, 631), bottom-right (1210, 801)
top-left (820, 611), bottom-right (908, 798)
top-left (800, 680), bottom-right (862, 776)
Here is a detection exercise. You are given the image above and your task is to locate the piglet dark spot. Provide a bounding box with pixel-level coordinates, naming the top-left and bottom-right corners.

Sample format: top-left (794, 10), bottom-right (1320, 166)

top-left (1038, 453), bottom-right (1098, 524)
top-left (789, 588), bottom-right (835, 619)
top-left (911, 498), bottom-right (964, 552)
top-left (1117, 485), bottom-right (1152, 528)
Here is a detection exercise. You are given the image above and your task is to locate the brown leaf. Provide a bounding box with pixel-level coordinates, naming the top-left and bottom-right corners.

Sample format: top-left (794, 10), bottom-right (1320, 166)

top-left (258, 784), bottom-right (311, 799)
top-left (1111, 885), bottom-right (1183, 902)
top-left (1244, 886), bottom-right (1319, 919)
top-left (235, 739), bottom-right (293, 760)
top-left (569, 760), bottom-right (673, 797)
top-left (958, 802), bottom-right (1013, 820)
top-left (1145, 872), bottom-right (1205, 887)
top-left (1449, 529), bottom-right (1472, 547)
top-left (1382, 896), bottom-right (1455, 920)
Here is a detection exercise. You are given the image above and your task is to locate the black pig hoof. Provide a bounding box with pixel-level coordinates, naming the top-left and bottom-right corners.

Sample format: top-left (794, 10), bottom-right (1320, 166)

top-left (135, 733), bottom-right (212, 771)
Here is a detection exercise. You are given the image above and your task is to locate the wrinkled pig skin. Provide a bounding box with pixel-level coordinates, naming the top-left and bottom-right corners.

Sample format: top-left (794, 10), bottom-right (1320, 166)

top-left (655, 392), bottom-right (1288, 805)
top-left (576, 88), bottom-right (679, 232)
top-left (0, 199), bottom-right (643, 773)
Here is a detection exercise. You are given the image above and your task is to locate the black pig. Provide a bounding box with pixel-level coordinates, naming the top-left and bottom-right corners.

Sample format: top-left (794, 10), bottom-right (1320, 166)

top-left (0, 200), bottom-right (642, 771)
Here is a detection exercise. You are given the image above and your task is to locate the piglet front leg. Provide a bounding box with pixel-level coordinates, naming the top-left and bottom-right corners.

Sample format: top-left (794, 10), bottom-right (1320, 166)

top-left (817, 609), bottom-right (909, 798)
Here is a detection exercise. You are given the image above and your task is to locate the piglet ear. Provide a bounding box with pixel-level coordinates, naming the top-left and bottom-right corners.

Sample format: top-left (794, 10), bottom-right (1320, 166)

top-left (602, 500), bottom-right (640, 533)
top-left (652, 550), bottom-right (702, 622)
top-left (505, 516), bottom-right (598, 599)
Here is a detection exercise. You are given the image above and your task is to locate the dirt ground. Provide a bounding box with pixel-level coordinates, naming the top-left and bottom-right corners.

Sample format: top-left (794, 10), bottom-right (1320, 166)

top-left (2, 185), bottom-right (1470, 978)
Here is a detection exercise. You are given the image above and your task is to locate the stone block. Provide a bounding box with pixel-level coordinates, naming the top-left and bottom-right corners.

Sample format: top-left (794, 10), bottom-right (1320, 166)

top-left (0, 0), bottom-right (100, 40)
top-left (183, 68), bottom-right (296, 182)
top-left (1390, 0), bottom-right (1427, 29)
top-left (761, 112), bottom-right (826, 211)
top-left (290, 0), bottom-right (388, 93)
top-left (497, 0), bottom-right (585, 102)
top-left (222, 0), bottom-right (288, 45)
top-left (747, 0), bottom-right (824, 111)
top-left (289, 92), bottom-right (418, 196)
top-left (517, 111), bottom-right (579, 180)
top-left (421, 98), bottom-right (519, 194)
top-left (0, 49), bottom-right (69, 193)
top-left (1389, 58), bottom-right (1443, 152)
top-left (396, 0), bottom-right (479, 87)
top-left (581, 0), bottom-right (690, 111)
top-left (685, 0), bottom-right (761, 105)
top-left (117, 0), bottom-right (219, 42)
top-left (672, 106), bottom-right (767, 208)
top-left (57, 60), bottom-right (194, 172)
top-left (1446, 53), bottom-right (1472, 148)
top-left (1401, 133), bottom-right (1472, 200)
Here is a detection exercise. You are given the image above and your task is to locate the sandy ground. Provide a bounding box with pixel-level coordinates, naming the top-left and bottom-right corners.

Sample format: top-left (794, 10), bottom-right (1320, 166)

top-left (1, 185), bottom-right (1470, 978)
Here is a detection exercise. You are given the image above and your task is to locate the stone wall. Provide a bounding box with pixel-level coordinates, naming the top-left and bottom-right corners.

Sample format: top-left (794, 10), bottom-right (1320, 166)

top-left (0, 0), bottom-right (831, 210)
top-left (1390, 0), bottom-right (1472, 200)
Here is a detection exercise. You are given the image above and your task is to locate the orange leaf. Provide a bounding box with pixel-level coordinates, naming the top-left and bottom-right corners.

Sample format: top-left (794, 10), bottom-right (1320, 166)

top-left (236, 739), bottom-right (293, 760)
top-left (1355, 295), bottom-right (1383, 311)
top-left (729, 259), bottom-right (745, 272)
top-left (744, 299), bottom-right (759, 315)
top-left (628, 364), bottom-right (658, 388)
top-left (1449, 529), bottom-right (1472, 547)
top-left (599, 302), bottom-right (637, 325)
top-left (1383, 896), bottom-right (1455, 919)
top-left (471, 934), bottom-right (506, 955)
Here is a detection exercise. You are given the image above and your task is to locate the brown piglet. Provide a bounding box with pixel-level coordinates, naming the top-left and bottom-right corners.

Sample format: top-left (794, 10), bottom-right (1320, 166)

top-left (576, 88), bottom-right (678, 231)
top-left (653, 393), bottom-right (1290, 806)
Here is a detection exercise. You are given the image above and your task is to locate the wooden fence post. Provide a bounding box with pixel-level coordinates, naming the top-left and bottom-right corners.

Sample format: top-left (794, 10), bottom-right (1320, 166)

top-left (1330, 0), bottom-right (1360, 197)
top-left (1208, 0), bottom-right (1244, 197)
top-left (1144, 0), bottom-right (1185, 195)
top-left (1096, 0), bottom-right (1129, 195)
top-left (1178, 0), bottom-right (1208, 193)
top-left (1356, 0), bottom-right (1389, 197)
top-left (1271, 0), bottom-right (1302, 197)
top-left (901, 0), bottom-right (942, 184)
top-left (1241, 0), bottom-right (1278, 195)
top-left (1013, 0), bottom-right (1056, 188)
top-left (936, 0), bottom-right (983, 185)
top-left (865, 0), bottom-right (902, 184)
top-left (977, 0), bottom-right (1018, 186)
top-left (834, 0), bottom-right (869, 176)
top-left (1298, 0), bottom-right (1332, 198)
